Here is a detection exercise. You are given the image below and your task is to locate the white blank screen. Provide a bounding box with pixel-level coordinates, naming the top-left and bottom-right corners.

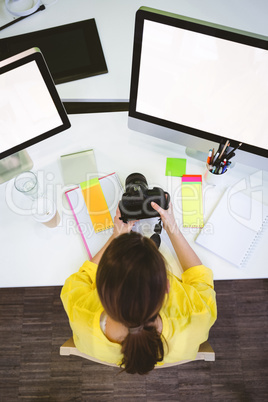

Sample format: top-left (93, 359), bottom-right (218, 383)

top-left (0, 60), bottom-right (63, 153)
top-left (136, 20), bottom-right (268, 150)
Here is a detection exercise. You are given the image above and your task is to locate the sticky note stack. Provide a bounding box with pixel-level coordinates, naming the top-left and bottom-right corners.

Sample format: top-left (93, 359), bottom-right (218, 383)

top-left (80, 178), bottom-right (114, 233)
top-left (181, 175), bottom-right (204, 228)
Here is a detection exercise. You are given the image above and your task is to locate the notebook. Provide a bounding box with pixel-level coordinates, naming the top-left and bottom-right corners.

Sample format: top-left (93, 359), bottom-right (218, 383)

top-left (195, 190), bottom-right (268, 268)
top-left (60, 149), bottom-right (98, 186)
top-left (65, 173), bottom-right (123, 259)
top-left (181, 175), bottom-right (204, 228)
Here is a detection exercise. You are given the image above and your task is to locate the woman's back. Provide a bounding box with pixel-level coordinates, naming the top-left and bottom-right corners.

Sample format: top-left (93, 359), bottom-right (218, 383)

top-left (61, 202), bottom-right (217, 374)
top-left (61, 258), bottom-right (216, 370)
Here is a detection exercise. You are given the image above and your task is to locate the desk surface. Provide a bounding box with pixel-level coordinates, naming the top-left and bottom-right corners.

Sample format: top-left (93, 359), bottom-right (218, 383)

top-left (0, 111), bottom-right (268, 287)
top-left (0, 0), bottom-right (268, 287)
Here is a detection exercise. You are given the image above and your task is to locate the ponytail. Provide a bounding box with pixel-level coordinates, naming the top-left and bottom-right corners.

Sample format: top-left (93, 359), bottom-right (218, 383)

top-left (121, 325), bottom-right (165, 375)
top-left (96, 232), bottom-right (168, 375)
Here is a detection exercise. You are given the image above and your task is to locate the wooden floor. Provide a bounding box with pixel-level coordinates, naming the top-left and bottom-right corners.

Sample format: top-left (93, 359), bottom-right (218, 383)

top-left (0, 279), bottom-right (267, 402)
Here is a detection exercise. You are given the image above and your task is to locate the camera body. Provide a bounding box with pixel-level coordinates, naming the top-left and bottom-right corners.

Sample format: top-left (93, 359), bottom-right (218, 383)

top-left (119, 173), bottom-right (170, 223)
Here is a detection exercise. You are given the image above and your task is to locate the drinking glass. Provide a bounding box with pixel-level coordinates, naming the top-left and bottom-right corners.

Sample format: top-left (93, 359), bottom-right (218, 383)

top-left (14, 171), bottom-right (41, 200)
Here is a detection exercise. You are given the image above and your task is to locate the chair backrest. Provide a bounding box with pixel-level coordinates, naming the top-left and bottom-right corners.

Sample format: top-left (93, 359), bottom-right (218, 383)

top-left (60, 337), bottom-right (215, 368)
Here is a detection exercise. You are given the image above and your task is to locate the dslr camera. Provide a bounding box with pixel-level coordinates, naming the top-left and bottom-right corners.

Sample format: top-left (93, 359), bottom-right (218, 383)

top-left (119, 173), bottom-right (170, 223)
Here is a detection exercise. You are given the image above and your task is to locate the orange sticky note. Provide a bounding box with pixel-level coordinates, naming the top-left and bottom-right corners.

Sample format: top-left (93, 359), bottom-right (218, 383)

top-left (81, 178), bottom-right (114, 233)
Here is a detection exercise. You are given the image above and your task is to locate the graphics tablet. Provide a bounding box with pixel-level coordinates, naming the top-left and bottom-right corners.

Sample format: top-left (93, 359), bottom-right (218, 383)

top-left (0, 19), bottom-right (108, 84)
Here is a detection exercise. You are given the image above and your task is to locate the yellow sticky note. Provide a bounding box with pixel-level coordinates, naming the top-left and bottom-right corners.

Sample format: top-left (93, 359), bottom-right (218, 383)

top-left (181, 178), bottom-right (204, 228)
top-left (81, 178), bottom-right (114, 233)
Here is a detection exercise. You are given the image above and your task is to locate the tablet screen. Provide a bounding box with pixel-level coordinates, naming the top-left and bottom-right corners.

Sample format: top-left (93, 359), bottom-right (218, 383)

top-left (0, 49), bottom-right (70, 159)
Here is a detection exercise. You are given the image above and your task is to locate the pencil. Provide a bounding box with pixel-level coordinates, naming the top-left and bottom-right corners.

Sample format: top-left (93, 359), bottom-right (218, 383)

top-left (219, 140), bottom-right (230, 160)
top-left (226, 142), bottom-right (242, 157)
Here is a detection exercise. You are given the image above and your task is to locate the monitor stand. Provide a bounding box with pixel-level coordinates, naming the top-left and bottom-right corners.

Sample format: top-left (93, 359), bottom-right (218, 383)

top-left (185, 147), bottom-right (208, 162)
top-left (0, 150), bottom-right (33, 184)
top-left (185, 147), bottom-right (236, 169)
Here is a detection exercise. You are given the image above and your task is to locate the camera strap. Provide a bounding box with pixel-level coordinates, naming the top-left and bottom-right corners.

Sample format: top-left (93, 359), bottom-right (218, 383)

top-left (150, 218), bottom-right (162, 248)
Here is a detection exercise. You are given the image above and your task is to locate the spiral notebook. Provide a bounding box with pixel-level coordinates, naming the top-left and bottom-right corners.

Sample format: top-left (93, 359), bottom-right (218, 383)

top-left (195, 190), bottom-right (268, 269)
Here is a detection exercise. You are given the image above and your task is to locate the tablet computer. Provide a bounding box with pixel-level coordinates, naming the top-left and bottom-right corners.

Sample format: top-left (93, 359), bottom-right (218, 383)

top-left (0, 48), bottom-right (71, 159)
top-left (0, 19), bottom-right (108, 85)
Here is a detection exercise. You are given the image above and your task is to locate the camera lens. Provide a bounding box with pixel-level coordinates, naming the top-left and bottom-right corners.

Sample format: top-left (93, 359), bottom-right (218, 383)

top-left (125, 173), bottom-right (148, 191)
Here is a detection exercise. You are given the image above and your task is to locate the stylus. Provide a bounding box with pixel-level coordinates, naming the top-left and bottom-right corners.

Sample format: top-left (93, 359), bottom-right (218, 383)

top-left (0, 4), bottom-right (46, 32)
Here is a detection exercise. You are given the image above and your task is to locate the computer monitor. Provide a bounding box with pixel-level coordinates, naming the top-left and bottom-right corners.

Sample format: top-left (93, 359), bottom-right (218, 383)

top-left (0, 47), bottom-right (71, 183)
top-left (128, 7), bottom-right (268, 171)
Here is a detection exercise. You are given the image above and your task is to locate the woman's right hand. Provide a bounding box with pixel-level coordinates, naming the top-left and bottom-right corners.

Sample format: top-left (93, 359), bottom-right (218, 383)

top-left (113, 205), bottom-right (137, 237)
top-left (151, 200), bottom-right (177, 232)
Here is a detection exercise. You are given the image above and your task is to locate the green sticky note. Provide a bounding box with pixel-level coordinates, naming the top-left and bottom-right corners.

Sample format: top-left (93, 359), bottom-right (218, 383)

top-left (165, 158), bottom-right (187, 177)
top-left (80, 177), bottom-right (99, 190)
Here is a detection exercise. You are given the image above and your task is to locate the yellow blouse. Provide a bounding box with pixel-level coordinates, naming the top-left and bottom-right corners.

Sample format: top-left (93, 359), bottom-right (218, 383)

top-left (60, 261), bottom-right (217, 366)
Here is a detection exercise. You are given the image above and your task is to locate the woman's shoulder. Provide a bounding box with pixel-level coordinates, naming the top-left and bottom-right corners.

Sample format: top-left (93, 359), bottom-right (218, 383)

top-left (163, 264), bottom-right (216, 315)
top-left (181, 264), bottom-right (214, 287)
top-left (167, 264), bottom-right (213, 285)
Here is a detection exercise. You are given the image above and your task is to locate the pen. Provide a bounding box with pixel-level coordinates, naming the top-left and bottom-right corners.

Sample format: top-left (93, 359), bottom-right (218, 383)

top-left (213, 152), bottom-right (219, 165)
top-left (0, 4), bottom-right (45, 32)
top-left (207, 149), bottom-right (212, 165)
top-left (222, 165), bottom-right (228, 174)
top-left (217, 138), bottom-right (225, 153)
top-left (226, 151), bottom-right (235, 161)
top-left (210, 148), bottom-right (215, 165)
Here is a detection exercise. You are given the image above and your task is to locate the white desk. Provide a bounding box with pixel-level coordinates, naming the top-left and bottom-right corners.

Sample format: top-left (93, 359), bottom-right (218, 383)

top-left (0, 0), bottom-right (268, 287)
top-left (0, 111), bottom-right (268, 287)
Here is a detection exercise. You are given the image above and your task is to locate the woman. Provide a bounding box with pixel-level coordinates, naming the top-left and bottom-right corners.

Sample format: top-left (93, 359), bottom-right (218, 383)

top-left (61, 201), bottom-right (217, 374)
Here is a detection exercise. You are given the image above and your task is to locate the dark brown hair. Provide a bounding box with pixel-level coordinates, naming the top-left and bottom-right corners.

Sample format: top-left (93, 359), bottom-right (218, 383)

top-left (96, 232), bottom-right (168, 374)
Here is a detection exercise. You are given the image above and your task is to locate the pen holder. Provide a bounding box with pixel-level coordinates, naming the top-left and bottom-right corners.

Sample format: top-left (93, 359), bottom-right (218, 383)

top-left (204, 163), bottom-right (230, 186)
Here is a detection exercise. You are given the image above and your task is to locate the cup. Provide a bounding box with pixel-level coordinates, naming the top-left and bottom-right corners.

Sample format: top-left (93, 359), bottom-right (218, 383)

top-left (32, 197), bottom-right (60, 228)
top-left (204, 163), bottom-right (230, 186)
top-left (14, 171), bottom-right (41, 200)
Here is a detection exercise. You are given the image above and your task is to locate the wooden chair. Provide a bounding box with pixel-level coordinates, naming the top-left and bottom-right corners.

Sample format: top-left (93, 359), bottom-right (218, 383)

top-left (60, 337), bottom-right (215, 368)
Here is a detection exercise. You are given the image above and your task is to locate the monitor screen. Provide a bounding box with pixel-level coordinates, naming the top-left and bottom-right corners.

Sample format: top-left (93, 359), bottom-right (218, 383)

top-left (0, 48), bottom-right (71, 160)
top-left (129, 8), bottom-right (268, 168)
